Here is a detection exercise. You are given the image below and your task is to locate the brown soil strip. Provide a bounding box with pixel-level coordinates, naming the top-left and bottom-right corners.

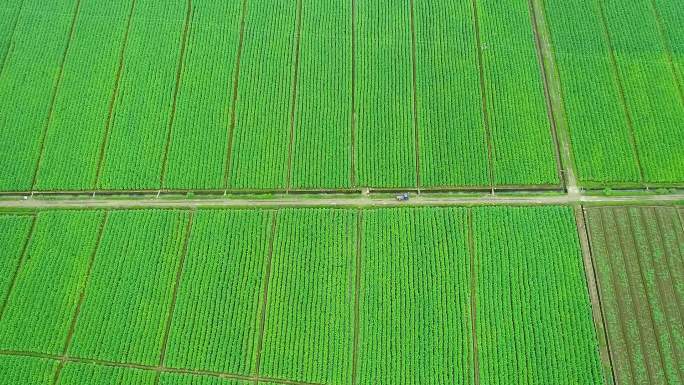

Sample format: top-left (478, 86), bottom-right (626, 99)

top-left (575, 206), bottom-right (617, 385)
top-left (408, 0), bottom-right (421, 192)
top-left (154, 210), bottom-right (195, 385)
top-left (647, 0), bottom-right (684, 103)
top-left (469, 0), bottom-right (495, 194)
top-left (159, 0), bottom-right (194, 190)
top-left (285, 0), bottom-right (304, 192)
top-left (615, 207), bottom-right (665, 384)
top-left (222, 0), bottom-right (248, 189)
top-left (0, 214), bottom-right (37, 319)
top-left (51, 211), bottom-right (109, 385)
top-left (0, 0), bottom-right (25, 76)
top-left (638, 208), bottom-right (684, 384)
top-left (595, 207), bottom-right (638, 384)
top-left (349, 0), bottom-right (357, 188)
top-left (93, 0), bottom-right (138, 190)
top-left (595, 1), bottom-right (647, 187)
top-left (0, 349), bottom-right (324, 385)
top-left (253, 212), bottom-right (279, 384)
top-left (30, 0), bottom-right (83, 191)
top-left (351, 211), bottom-right (362, 385)
top-left (466, 210), bottom-right (480, 385)
top-left (526, 0), bottom-right (565, 190)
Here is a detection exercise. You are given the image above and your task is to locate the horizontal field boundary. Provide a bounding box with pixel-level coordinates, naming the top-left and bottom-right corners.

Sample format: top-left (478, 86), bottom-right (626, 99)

top-left (0, 349), bottom-right (323, 385)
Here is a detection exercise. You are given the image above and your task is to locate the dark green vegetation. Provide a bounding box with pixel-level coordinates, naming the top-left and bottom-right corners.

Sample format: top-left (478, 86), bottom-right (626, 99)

top-left (544, 0), bottom-right (684, 188)
top-left (585, 206), bottom-right (684, 385)
top-left (0, 206), bottom-right (604, 384)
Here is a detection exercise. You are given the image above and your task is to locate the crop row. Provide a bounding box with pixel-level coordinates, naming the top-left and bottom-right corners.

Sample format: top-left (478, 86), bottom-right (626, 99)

top-left (0, 206), bottom-right (603, 384)
top-left (0, 0), bottom-right (562, 192)
top-left (544, 0), bottom-right (684, 186)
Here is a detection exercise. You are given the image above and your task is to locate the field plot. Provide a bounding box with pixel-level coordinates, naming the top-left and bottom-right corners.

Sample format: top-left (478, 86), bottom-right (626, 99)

top-left (162, 0), bottom-right (243, 190)
top-left (32, 0), bottom-right (134, 191)
top-left (0, 0), bottom-right (23, 67)
top-left (653, 0), bottom-right (684, 88)
top-left (289, 0), bottom-right (352, 190)
top-left (477, 0), bottom-right (559, 186)
top-left (355, 0), bottom-right (415, 188)
top-left (227, 0), bottom-right (297, 190)
top-left (0, 0), bottom-right (78, 191)
top-left (414, 0), bottom-right (490, 188)
top-left (0, 355), bottom-right (57, 385)
top-left (0, 214), bottom-right (33, 302)
top-left (544, 0), bottom-right (684, 187)
top-left (585, 206), bottom-right (684, 385)
top-left (0, 206), bottom-right (604, 384)
top-left (96, 0), bottom-right (188, 190)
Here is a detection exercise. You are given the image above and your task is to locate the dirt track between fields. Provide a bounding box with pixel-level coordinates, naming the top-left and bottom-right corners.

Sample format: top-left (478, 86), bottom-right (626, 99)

top-left (0, 192), bottom-right (681, 210)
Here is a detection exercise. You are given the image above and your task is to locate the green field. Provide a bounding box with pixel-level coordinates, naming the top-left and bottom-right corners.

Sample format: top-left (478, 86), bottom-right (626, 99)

top-left (0, 206), bottom-right (604, 384)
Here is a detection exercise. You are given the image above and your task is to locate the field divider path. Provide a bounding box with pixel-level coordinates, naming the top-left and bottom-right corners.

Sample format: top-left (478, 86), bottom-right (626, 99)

top-left (159, 0), bottom-right (194, 189)
top-left (285, 0), bottom-right (304, 193)
top-left (0, 349), bottom-right (324, 385)
top-left (595, 0), bottom-right (647, 189)
top-left (222, 0), bottom-right (249, 190)
top-left (0, 0), bottom-right (25, 76)
top-left (92, 0), bottom-right (139, 191)
top-left (253, 211), bottom-right (279, 384)
top-left (0, 213), bottom-right (36, 320)
top-left (153, 209), bottom-right (196, 385)
top-left (575, 206), bottom-right (617, 385)
top-left (646, 0), bottom-right (684, 103)
top-left (527, 0), bottom-right (568, 192)
top-left (351, 210), bottom-right (362, 385)
top-left (408, 0), bottom-right (421, 193)
top-left (29, 0), bottom-right (83, 191)
top-left (466, 209), bottom-right (480, 385)
top-left (50, 211), bottom-right (109, 385)
top-left (469, 0), bottom-right (495, 194)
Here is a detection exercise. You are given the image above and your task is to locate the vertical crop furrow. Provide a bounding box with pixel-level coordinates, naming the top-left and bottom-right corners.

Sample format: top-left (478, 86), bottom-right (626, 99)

top-left (0, 214), bottom-right (37, 320)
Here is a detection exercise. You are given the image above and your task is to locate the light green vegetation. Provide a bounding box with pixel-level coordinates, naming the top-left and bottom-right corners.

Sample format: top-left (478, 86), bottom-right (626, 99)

top-left (543, 0), bottom-right (641, 184)
top-left (0, 356), bottom-right (57, 385)
top-left (0, 0), bottom-right (77, 191)
top-left (97, 0), bottom-right (187, 190)
top-left (260, 209), bottom-right (355, 384)
top-left (360, 208), bottom-right (473, 385)
top-left (290, 0), bottom-right (352, 190)
top-left (473, 206), bottom-right (603, 384)
top-left (355, 0), bottom-right (416, 188)
top-left (228, 0), bottom-right (296, 190)
top-left (0, 214), bottom-right (33, 301)
top-left (602, 0), bottom-right (684, 184)
top-left (68, 209), bottom-right (190, 364)
top-left (0, 210), bottom-right (103, 353)
top-left (57, 362), bottom-right (156, 385)
top-left (165, 209), bottom-right (272, 374)
top-left (162, 0), bottom-right (242, 190)
top-left (415, 0), bottom-right (489, 188)
top-left (33, 0), bottom-right (134, 191)
top-left (477, 0), bottom-right (559, 186)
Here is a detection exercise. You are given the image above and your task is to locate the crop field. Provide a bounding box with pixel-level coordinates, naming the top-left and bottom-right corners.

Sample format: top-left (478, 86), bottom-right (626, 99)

top-left (584, 206), bottom-right (684, 385)
top-left (0, 0), bottom-right (575, 194)
top-left (544, 0), bottom-right (684, 188)
top-left (0, 206), bottom-right (605, 384)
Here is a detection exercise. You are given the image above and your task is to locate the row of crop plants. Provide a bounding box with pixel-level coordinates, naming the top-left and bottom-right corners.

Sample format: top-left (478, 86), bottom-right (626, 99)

top-left (0, 0), bottom-right (562, 193)
top-left (0, 206), bottom-right (603, 384)
top-left (544, 0), bottom-right (684, 187)
top-left (585, 206), bottom-right (684, 385)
